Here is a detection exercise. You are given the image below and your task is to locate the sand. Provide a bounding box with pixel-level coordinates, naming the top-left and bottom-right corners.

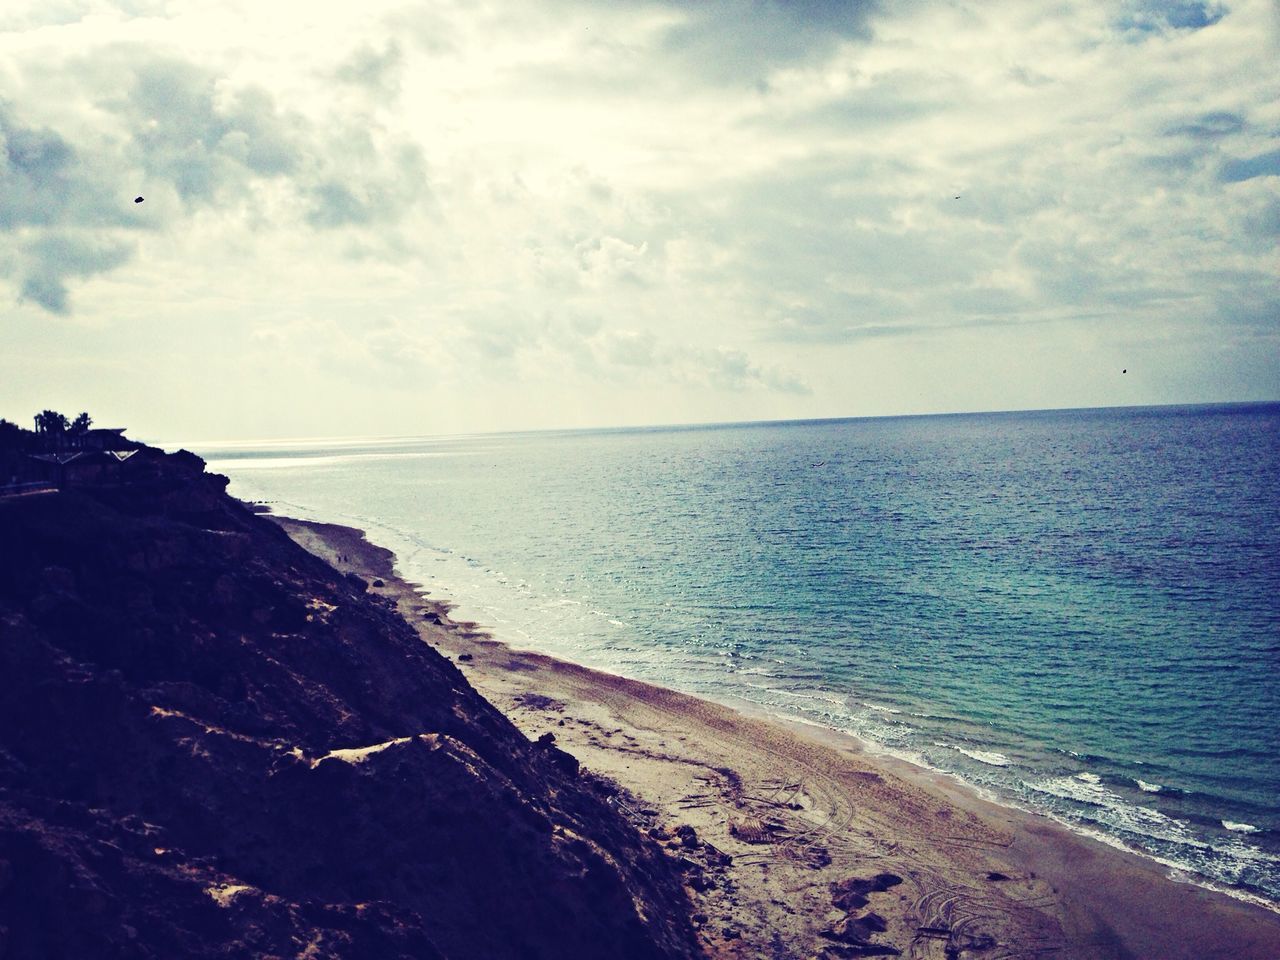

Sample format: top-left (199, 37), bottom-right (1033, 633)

top-left (276, 516), bottom-right (1280, 960)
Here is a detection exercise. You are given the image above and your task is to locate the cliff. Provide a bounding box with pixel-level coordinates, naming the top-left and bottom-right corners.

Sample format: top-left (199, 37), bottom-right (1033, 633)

top-left (0, 446), bottom-right (701, 959)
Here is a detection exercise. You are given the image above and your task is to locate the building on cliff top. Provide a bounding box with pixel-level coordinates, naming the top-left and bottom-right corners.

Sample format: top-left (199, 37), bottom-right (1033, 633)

top-left (24, 449), bottom-right (139, 488)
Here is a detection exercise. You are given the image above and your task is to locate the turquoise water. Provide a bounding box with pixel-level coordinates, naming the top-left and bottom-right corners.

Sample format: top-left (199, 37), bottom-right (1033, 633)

top-left (201, 403), bottom-right (1280, 905)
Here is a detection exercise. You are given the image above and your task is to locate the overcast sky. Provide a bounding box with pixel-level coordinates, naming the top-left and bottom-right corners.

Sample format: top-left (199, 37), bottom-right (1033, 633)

top-left (2, 0), bottom-right (1277, 441)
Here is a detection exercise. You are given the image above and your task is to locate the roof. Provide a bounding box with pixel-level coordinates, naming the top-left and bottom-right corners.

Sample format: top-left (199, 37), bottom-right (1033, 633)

top-left (29, 450), bottom-right (137, 466)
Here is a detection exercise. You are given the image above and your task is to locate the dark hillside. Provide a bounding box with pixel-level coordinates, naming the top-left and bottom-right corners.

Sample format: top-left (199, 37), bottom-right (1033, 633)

top-left (0, 446), bottom-right (701, 959)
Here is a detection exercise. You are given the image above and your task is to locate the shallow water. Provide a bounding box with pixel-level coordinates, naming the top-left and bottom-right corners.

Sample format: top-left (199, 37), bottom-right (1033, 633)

top-left (202, 403), bottom-right (1280, 904)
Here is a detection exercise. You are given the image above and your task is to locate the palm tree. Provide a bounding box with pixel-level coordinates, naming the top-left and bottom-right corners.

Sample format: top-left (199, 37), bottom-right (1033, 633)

top-left (34, 410), bottom-right (69, 435)
top-left (70, 412), bottom-right (93, 434)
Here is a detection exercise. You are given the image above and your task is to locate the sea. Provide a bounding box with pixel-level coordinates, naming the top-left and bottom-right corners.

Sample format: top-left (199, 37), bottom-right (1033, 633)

top-left (197, 403), bottom-right (1280, 908)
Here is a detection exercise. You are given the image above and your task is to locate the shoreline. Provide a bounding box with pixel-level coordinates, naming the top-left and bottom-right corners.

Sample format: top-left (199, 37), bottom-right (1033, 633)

top-left (275, 514), bottom-right (1280, 959)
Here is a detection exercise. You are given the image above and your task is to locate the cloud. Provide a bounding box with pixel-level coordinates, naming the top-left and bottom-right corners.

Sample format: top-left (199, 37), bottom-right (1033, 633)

top-left (117, 56), bottom-right (304, 201)
top-left (0, 104), bottom-right (132, 231)
top-left (694, 346), bottom-right (810, 394)
top-left (1, 101), bottom-right (144, 311)
top-left (604, 329), bottom-right (659, 367)
top-left (1119, 0), bottom-right (1227, 34)
top-left (1165, 111), bottom-right (1245, 139)
top-left (1220, 148), bottom-right (1280, 183)
top-left (305, 140), bottom-right (429, 229)
top-left (334, 41), bottom-right (404, 99)
top-left (584, 329), bottom-right (810, 394)
top-left (652, 0), bottom-right (880, 84)
top-left (1, 0), bottom-right (1276, 437)
top-left (17, 233), bottom-right (134, 313)
top-left (0, 41), bottom-right (434, 313)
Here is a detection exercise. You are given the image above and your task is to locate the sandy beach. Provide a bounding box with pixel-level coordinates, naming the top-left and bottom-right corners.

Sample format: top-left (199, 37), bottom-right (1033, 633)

top-left (277, 516), bottom-right (1280, 960)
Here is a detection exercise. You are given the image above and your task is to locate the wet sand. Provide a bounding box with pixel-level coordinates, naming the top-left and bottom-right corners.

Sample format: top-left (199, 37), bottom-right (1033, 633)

top-left (276, 516), bottom-right (1280, 960)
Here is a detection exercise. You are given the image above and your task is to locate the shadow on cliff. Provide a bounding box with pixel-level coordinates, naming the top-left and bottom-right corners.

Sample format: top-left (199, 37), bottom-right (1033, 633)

top-left (0, 444), bottom-right (702, 959)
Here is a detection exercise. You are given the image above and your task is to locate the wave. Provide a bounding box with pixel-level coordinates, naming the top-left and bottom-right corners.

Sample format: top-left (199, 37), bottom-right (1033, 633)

top-left (940, 743), bottom-right (1012, 767)
top-left (1136, 779), bottom-right (1163, 793)
top-left (1223, 821), bottom-right (1261, 834)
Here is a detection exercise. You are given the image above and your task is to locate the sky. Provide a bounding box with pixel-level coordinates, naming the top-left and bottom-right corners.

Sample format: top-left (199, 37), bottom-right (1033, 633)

top-left (1, 0), bottom-right (1277, 442)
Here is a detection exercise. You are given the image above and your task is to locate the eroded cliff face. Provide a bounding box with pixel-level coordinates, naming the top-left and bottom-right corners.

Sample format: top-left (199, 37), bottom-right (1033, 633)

top-left (0, 450), bottom-right (701, 959)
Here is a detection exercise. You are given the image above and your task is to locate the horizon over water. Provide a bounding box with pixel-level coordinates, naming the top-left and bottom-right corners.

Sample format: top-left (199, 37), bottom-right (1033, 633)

top-left (203, 402), bottom-right (1280, 909)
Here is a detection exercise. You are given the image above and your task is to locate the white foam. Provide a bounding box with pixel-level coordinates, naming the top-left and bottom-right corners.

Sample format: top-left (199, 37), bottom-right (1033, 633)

top-left (1223, 821), bottom-right (1261, 834)
top-left (1136, 779), bottom-right (1163, 793)
top-left (948, 745), bottom-right (1012, 767)
top-left (768, 687), bottom-right (847, 706)
top-left (1030, 777), bottom-right (1195, 843)
top-left (1076, 772), bottom-right (1102, 784)
top-left (1030, 775), bottom-right (1109, 806)
top-left (772, 711), bottom-right (828, 729)
top-left (863, 702), bottom-right (902, 714)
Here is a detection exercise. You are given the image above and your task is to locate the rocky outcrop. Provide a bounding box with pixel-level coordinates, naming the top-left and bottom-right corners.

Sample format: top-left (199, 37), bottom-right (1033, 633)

top-left (0, 447), bottom-right (701, 959)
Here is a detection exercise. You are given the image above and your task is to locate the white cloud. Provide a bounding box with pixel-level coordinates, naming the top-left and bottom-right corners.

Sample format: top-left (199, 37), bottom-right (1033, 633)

top-left (1, 0), bottom-right (1276, 438)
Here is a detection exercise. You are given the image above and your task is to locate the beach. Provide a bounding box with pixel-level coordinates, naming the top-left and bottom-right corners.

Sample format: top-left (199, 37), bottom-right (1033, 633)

top-left (278, 515), bottom-right (1280, 960)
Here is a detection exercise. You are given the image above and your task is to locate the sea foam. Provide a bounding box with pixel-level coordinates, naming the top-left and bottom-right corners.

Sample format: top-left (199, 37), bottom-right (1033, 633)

top-left (946, 745), bottom-right (1012, 767)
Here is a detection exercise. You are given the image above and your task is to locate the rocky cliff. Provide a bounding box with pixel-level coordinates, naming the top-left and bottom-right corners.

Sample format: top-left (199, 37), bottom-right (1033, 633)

top-left (0, 446), bottom-right (701, 959)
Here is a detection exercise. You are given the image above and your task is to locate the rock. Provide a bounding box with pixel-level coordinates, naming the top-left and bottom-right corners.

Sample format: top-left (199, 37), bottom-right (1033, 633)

top-left (675, 825), bottom-right (700, 849)
top-left (986, 871), bottom-right (1010, 882)
top-left (830, 873), bottom-right (903, 911)
top-left (458, 653), bottom-right (473, 662)
top-left (820, 947), bottom-right (901, 960)
top-left (371, 579), bottom-right (385, 588)
top-left (824, 912), bottom-right (887, 941)
top-left (534, 733), bottom-right (579, 777)
top-left (701, 844), bottom-right (732, 867)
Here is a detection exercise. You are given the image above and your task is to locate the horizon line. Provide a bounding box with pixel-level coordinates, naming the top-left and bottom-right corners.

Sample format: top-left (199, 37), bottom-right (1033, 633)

top-left (156, 397), bottom-right (1280, 451)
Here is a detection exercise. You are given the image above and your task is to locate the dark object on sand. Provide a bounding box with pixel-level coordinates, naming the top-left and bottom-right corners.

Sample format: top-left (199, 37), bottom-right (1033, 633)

top-left (134, 196), bottom-right (144, 203)
top-left (830, 873), bottom-right (903, 911)
top-left (675, 824), bottom-right (700, 849)
top-left (1123, 369), bottom-right (1127, 374)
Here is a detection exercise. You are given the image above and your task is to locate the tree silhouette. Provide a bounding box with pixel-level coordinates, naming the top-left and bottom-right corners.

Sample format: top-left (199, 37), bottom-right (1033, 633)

top-left (34, 410), bottom-right (69, 435)
top-left (70, 412), bottom-right (93, 434)
top-left (0, 419), bottom-right (27, 451)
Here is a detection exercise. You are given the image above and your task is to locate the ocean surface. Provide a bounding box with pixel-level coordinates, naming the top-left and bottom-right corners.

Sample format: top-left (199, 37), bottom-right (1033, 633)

top-left (199, 403), bottom-right (1280, 907)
